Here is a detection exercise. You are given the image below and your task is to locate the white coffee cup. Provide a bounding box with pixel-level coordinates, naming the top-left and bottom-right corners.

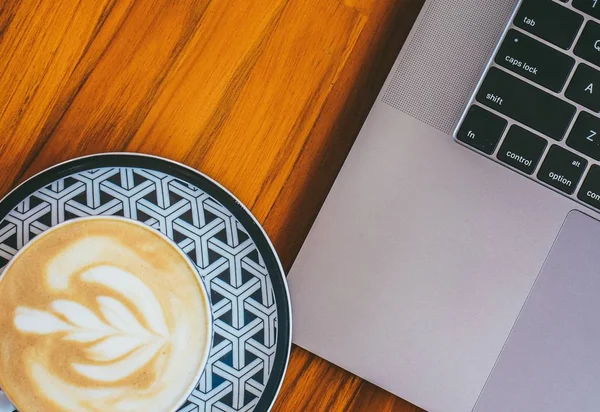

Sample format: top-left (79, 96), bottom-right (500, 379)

top-left (0, 216), bottom-right (213, 412)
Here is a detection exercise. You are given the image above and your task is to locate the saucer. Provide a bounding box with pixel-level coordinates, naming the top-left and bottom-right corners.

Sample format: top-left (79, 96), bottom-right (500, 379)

top-left (0, 154), bottom-right (292, 412)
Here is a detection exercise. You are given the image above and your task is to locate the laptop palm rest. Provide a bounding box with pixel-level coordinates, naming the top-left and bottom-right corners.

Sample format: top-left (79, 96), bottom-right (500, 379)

top-left (473, 210), bottom-right (600, 412)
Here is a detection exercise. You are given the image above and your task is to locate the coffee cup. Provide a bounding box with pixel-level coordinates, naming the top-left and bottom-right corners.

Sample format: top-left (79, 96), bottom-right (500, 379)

top-left (0, 216), bottom-right (212, 412)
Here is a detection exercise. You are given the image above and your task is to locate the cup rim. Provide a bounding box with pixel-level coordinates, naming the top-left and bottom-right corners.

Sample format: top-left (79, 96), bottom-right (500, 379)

top-left (0, 215), bottom-right (214, 412)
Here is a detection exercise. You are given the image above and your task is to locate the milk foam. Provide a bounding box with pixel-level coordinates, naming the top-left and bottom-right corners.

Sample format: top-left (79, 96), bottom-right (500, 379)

top-left (0, 219), bottom-right (211, 412)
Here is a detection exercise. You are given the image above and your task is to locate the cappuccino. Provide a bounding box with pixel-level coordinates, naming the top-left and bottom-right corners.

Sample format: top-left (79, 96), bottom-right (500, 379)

top-left (0, 217), bottom-right (212, 412)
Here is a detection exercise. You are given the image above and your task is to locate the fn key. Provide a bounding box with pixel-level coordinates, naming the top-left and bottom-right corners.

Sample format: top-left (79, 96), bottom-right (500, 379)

top-left (456, 105), bottom-right (507, 154)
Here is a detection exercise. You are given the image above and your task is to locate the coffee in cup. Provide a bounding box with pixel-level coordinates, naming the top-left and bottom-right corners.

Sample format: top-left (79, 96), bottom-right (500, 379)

top-left (0, 217), bottom-right (212, 412)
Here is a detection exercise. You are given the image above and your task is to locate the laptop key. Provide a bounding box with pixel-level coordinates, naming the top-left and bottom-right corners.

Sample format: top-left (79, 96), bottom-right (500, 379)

top-left (497, 126), bottom-right (547, 174)
top-left (565, 64), bottom-right (600, 112)
top-left (537, 145), bottom-right (588, 194)
top-left (496, 30), bottom-right (575, 92)
top-left (566, 111), bottom-right (600, 160)
top-left (456, 106), bottom-right (507, 154)
top-left (573, 0), bottom-right (600, 19)
top-left (574, 21), bottom-right (600, 68)
top-left (477, 68), bottom-right (576, 140)
top-left (514, 0), bottom-right (584, 50)
top-left (578, 165), bottom-right (600, 209)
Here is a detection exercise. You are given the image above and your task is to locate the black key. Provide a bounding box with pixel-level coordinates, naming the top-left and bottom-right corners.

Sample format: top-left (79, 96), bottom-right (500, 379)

top-left (496, 30), bottom-right (575, 92)
top-left (578, 165), bottom-right (600, 209)
top-left (514, 0), bottom-right (584, 50)
top-left (566, 111), bottom-right (600, 160)
top-left (537, 145), bottom-right (588, 194)
top-left (456, 106), bottom-right (507, 154)
top-left (574, 21), bottom-right (600, 68)
top-left (497, 125), bottom-right (547, 174)
top-left (476, 68), bottom-right (576, 140)
top-left (573, 0), bottom-right (600, 19)
top-left (565, 64), bottom-right (600, 112)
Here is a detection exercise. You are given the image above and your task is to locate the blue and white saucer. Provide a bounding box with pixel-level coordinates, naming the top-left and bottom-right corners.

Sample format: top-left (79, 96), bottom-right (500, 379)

top-left (0, 154), bottom-right (292, 412)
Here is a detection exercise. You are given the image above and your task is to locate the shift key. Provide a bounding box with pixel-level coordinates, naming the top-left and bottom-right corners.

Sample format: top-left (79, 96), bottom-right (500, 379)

top-left (476, 68), bottom-right (576, 140)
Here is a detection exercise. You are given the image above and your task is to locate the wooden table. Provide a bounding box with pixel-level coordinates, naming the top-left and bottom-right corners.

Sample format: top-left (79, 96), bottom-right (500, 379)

top-left (0, 0), bottom-right (425, 410)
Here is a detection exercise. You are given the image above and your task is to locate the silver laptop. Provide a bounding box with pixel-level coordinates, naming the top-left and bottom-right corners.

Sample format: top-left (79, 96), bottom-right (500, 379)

top-left (288, 0), bottom-right (600, 411)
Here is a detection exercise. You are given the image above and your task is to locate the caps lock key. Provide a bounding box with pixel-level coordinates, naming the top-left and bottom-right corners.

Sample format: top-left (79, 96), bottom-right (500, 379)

top-left (496, 30), bottom-right (574, 92)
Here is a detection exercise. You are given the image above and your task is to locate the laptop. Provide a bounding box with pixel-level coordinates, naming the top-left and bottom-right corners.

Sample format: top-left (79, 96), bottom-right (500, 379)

top-left (288, 0), bottom-right (600, 411)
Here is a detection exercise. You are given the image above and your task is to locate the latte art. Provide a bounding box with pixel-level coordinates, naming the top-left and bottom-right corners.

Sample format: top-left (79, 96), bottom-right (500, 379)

top-left (15, 264), bottom-right (170, 383)
top-left (0, 218), bottom-right (212, 412)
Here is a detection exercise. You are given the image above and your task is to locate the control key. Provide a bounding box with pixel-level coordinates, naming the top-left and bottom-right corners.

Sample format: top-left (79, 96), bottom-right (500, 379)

top-left (497, 126), bottom-right (547, 175)
top-left (578, 165), bottom-right (600, 210)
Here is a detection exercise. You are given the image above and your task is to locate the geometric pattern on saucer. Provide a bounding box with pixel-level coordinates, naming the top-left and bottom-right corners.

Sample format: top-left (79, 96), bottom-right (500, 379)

top-left (0, 167), bottom-right (282, 412)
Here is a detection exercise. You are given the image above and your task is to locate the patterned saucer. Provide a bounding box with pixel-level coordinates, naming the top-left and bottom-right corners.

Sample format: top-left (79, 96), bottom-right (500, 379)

top-left (0, 154), bottom-right (291, 412)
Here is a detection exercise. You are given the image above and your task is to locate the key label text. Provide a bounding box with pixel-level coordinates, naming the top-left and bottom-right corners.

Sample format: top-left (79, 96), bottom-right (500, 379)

top-left (486, 93), bottom-right (503, 105)
top-left (504, 55), bottom-right (538, 75)
top-left (506, 151), bottom-right (532, 167)
top-left (587, 190), bottom-right (600, 202)
top-left (549, 172), bottom-right (572, 187)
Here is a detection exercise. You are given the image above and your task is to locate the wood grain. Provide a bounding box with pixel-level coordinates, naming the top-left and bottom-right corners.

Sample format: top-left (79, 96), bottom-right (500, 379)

top-left (0, 0), bottom-right (425, 410)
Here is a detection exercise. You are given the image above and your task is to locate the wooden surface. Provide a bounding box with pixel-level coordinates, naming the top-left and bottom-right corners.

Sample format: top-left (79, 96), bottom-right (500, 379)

top-left (0, 0), bottom-right (425, 410)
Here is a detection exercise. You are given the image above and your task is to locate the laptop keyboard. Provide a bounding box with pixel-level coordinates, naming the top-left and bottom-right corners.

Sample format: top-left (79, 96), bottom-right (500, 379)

top-left (454, 0), bottom-right (600, 211)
